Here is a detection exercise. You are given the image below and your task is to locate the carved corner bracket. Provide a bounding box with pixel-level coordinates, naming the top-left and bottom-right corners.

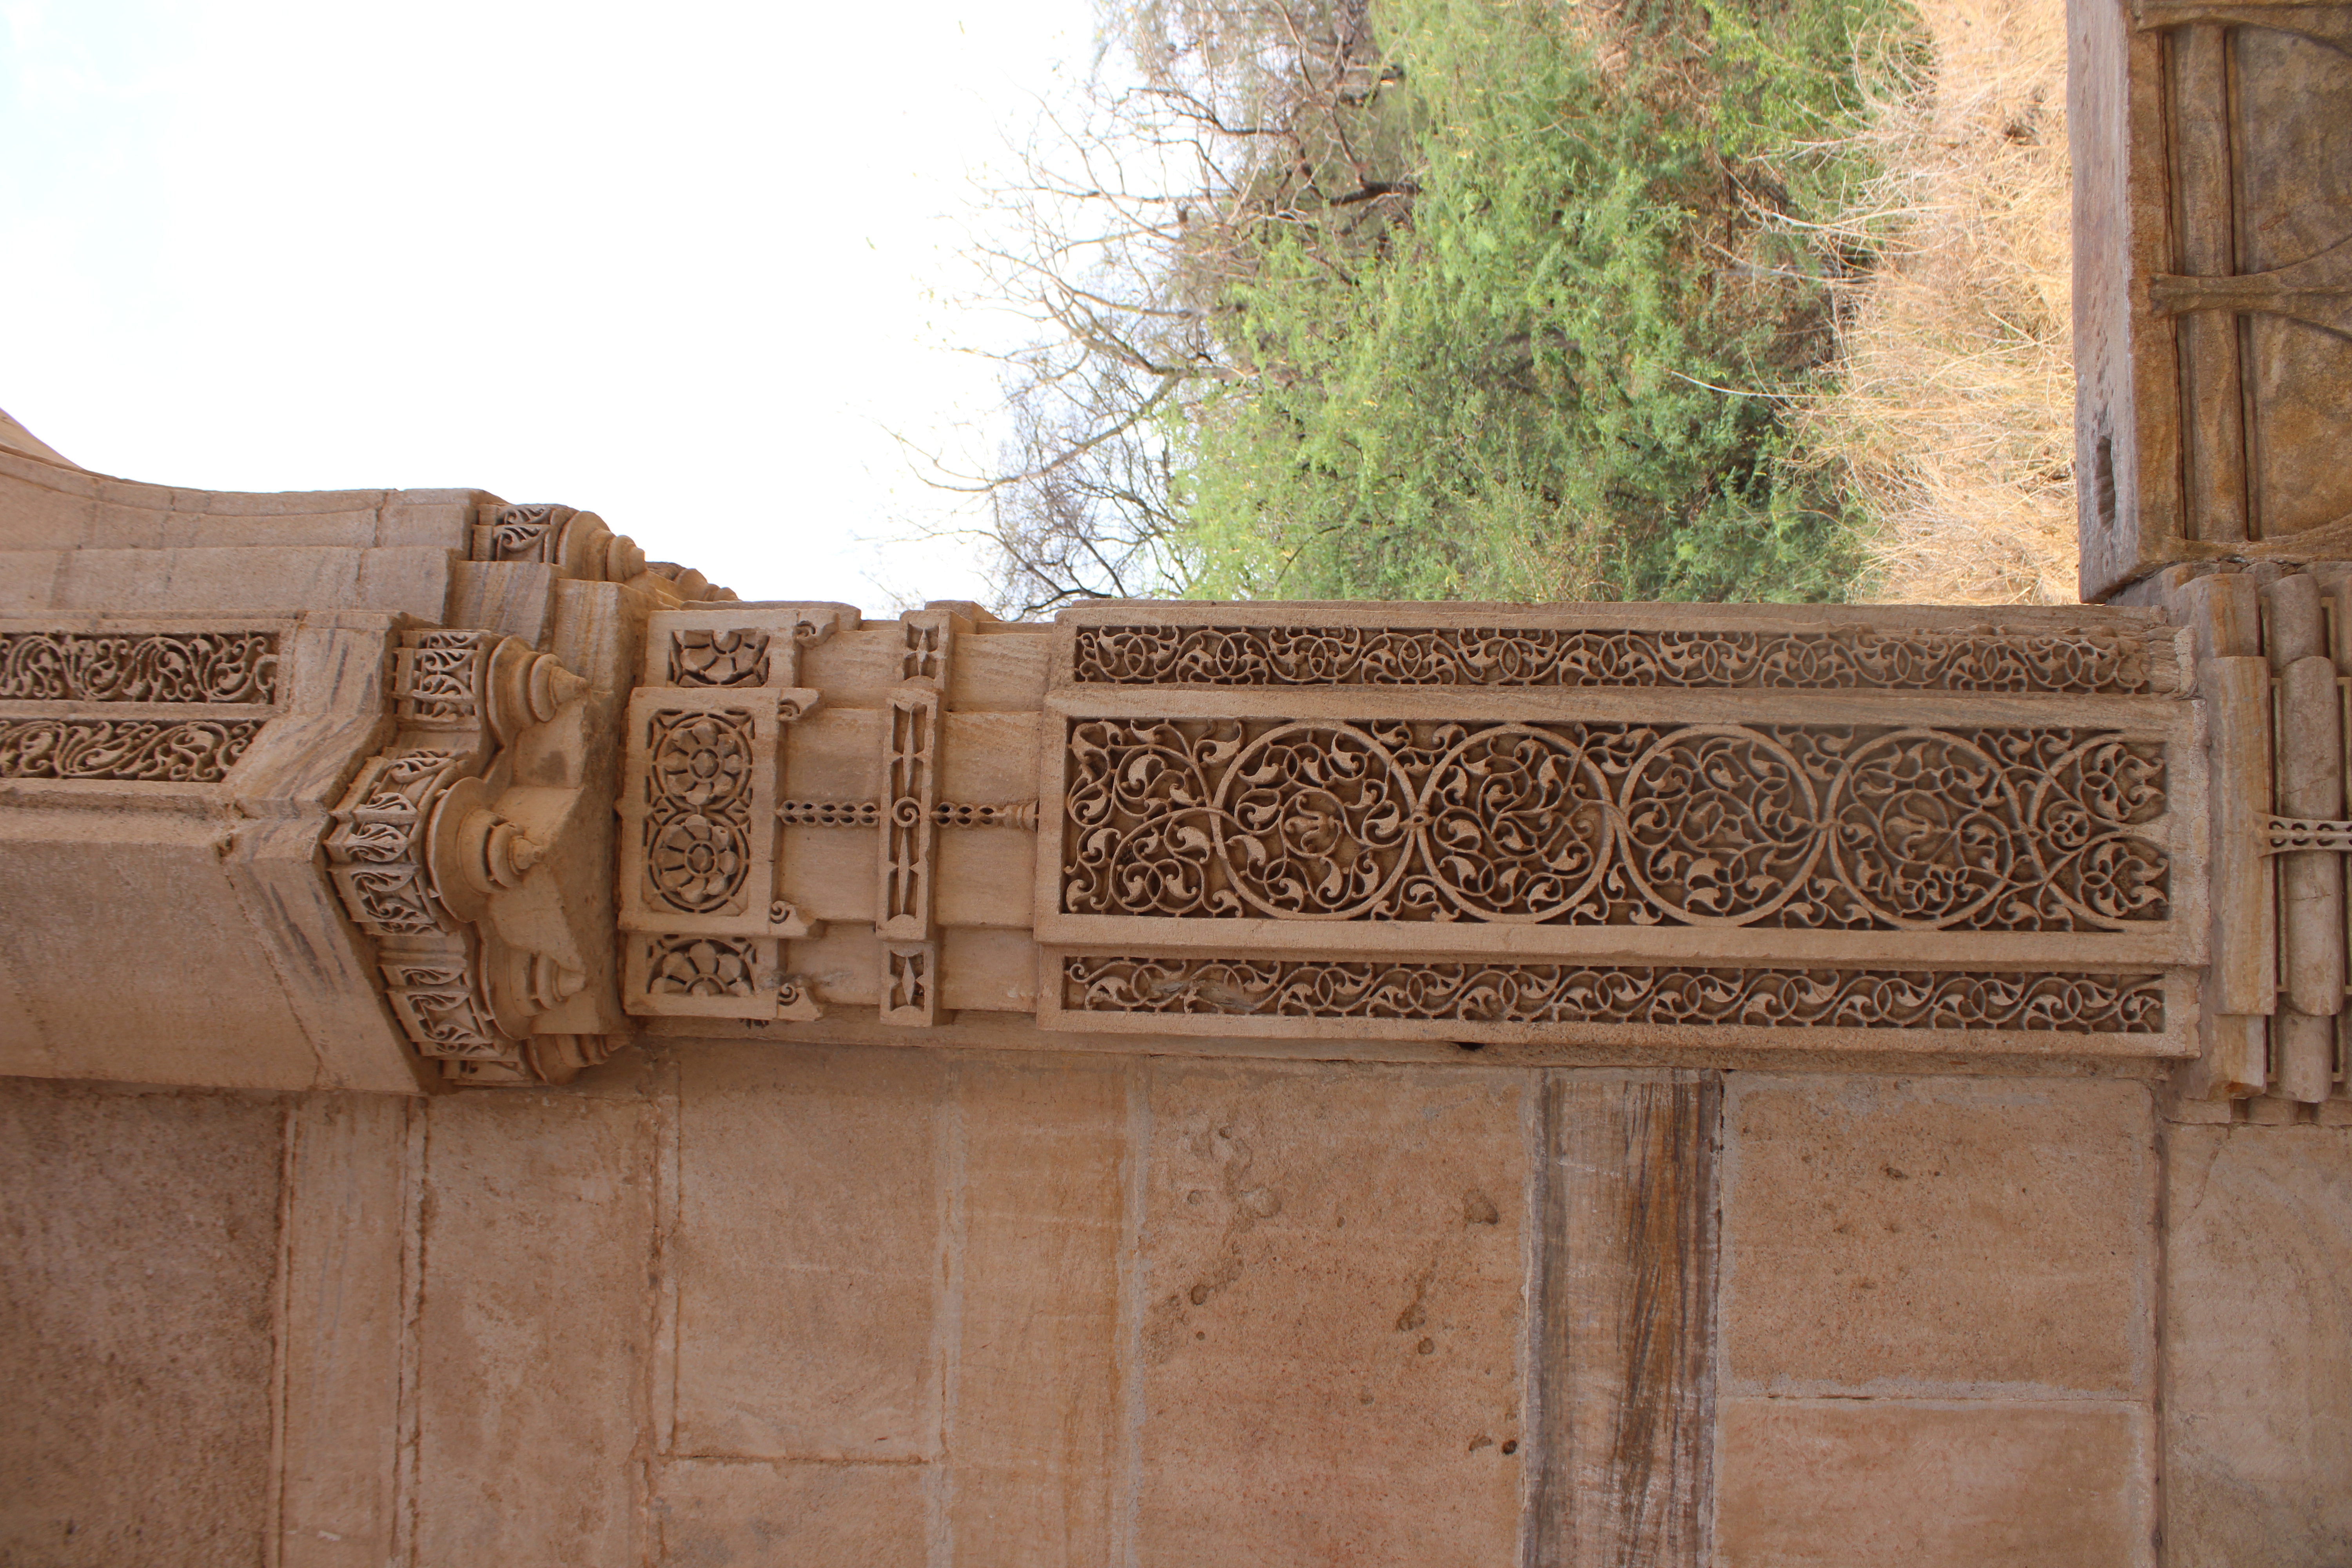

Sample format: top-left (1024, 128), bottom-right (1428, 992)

top-left (325, 628), bottom-right (610, 1087)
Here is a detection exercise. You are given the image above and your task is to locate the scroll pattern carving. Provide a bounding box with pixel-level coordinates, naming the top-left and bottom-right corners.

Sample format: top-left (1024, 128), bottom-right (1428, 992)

top-left (643, 710), bottom-right (756, 915)
top-left (1071, 624), bottom-right (2168, 693)
top-left (1063, 956), bottom-right (2166, 1034)
top-left (478, 503), bottom-right (565, 561)
top-left (380, 943), bottom-right (507, 1057)
top-left (0, 631), bottom-right (278, 704)
top-left (0, 717), bottom-right (265, 782)
top-left (394, 630), bottom-right (491, 726)
top-left (1063, 719), bottom-right (2171, 931)
top-left (670, 629), bottom-right (771, 688)
top-left (324, 750), bottom-right (466, 935)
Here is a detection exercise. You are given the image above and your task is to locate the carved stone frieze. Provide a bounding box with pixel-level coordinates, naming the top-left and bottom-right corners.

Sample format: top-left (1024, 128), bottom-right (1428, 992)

top-left (0, 717), bottom-right (267, 782)
top-left (1071, 623), bottom-right (2178, 693)
top-left (1060, 956), bottom-right (2167, 1036)
top-left (0, 630), bottom-right (278, 704)
top-left (1061, 718), bottom-right (2171, 932)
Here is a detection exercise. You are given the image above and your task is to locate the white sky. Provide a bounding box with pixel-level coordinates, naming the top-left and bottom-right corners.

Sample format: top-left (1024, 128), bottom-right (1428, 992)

top-left (0, 0), bottom-right (1094, 608)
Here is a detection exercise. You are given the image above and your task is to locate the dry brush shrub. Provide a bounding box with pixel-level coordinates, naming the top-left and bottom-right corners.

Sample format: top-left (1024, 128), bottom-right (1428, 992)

top-left (1800, 0), bottom-right (2078, 604)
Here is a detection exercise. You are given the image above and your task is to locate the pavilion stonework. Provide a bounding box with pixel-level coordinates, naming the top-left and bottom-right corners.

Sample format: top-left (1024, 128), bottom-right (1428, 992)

top-left (5, 0), bottom-right (2352, 1557)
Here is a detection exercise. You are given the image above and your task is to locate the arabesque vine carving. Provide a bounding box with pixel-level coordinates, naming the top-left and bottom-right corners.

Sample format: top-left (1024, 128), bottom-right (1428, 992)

top-left (643, 710), bottom-right (756, 915)
top-left (1063, 956), bottom-right (2165, 1034)
top-left (1062, 719), bottom-right (2171, 931)
top-left (0, 717), bottom-right (265, 782)
top-left (0, 630), bottom-right (278, 704)
top-left (1071, 624), bottom-right (2168, 693)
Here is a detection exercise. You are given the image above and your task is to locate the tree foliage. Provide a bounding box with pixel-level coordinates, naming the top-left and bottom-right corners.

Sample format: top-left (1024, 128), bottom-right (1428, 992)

top-left (962, 0), bottom-right (1912, 610)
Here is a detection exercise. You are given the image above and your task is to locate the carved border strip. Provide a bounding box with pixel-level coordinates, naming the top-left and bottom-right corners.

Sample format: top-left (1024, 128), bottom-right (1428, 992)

top-left (0, 630), bottom-right (279, 704)
top-left (1070, 624), bottom-right (2173, 693)
top-left (0, 717), bottom-right (266, 782)
top-left (1061, 956), bottom-right (2167, 1034)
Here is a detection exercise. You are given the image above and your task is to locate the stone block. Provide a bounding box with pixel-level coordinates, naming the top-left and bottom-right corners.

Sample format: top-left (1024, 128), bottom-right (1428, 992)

top-left (0, 813), bottom-right (324, 1089)
top-left (949, 631), bottom-right (1051, 711)
top-left (1530, 1070), bottom-right (1720, 1567)
top-left (941, 926), bottom-right (1040, 1013)
top-left (279, 1094), bottom-right (410, 1568)
top-left (0, 550), bottom-right (61, 614)
top-left (185, 486), bottom-right (388, 517)
top-left (161, 507), bottom-right (376, 549)
top-left (0, 445), bottom-right (98, 495)
top-left (655, 1459), bottom-right (927, 1566)
top-left (83, 501), bottom-right (166, 549)
top-left (0, 470), bottom-right (96, 550)
top-left (353, 544), bottom-right (454, 621)
top-left (381, 488), bottom-right (497, 551)
top-left (950, 1054), bottom-right (1127, 1566)
top-left (1721, 1076), bottom-right (2154, 1397)
top-left (0, 1078), bottom-right (284, 1567)
top-left (162, 545), bottom-right (361, 613)
top-left (1715, 1400), bottom-right (2151, 1567)
top-left (51, 547), bottom-right (174, 613)
top-left (1132, 1060), bottom-right (1528, 1566)
top-left (444, 560), bottom-right (555, 644)
top-left (933, 831), bottom-right (1036, 928)
top-left (2164, 1123), bottom-right (2352, 1566)
top-left (411, 1084), bottom-right (658, 1568)
top-left (671, 1043), bottom-right (946, 1460)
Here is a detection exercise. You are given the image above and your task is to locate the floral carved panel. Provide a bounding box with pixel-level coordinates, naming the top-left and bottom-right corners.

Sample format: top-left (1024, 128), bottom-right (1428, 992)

top-left (1060, 718), bottom-right (2171, 933)
top-left (642, 708), bottom-right (759, 918)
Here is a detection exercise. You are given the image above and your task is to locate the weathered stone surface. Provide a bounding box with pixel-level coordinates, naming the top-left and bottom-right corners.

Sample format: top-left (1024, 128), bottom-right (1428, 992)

top-left (0, 1078), bottom-right (283, 1567)
top-left (1715, 1400), bottom-right (2151, 1566)
top-left (0, 816), bottom-right (324, 1089)
top-left (1529, 1069), bottom-right (1720, 1568)
top-left (671, 1042), bottom-right (946, 1461)
top-left (410, 1071), bottom-right (659, 1568)
top-left (1131, 1060), bottom-right (1529, 1565)
top-left (949, 1053), bottom-right (1128, 1567)
top-left (278, 1093), bottom-right (411, 1568)
top-left (2165, 1123), bottom-right (2352, 1566)
top-left (1721, 1076), bottom-right (2155, 1396)
top-left (655, 1459), bottom-right (928, 1565)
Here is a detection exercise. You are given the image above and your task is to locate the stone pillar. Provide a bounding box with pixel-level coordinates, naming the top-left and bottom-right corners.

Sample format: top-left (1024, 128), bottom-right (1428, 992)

top-left (2072, 0), bottom-right (2352, 601)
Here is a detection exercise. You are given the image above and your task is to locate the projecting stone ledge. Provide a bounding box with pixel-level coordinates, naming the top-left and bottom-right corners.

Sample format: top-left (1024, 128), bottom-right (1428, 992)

top-left (0, 445), bottom-right (2285, 1100)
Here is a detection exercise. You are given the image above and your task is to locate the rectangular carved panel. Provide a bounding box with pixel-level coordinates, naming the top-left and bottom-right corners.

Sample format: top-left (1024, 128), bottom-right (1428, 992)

top-left (626, 933), bottom-right (780, 1020)
top-left (1059, 956), bottom-right (2167, 1036)
top-left (0, 630), bottom-right (278, 704)
top-left (617, 688), bottom-right (783, 937)
top-left (0, 717), bottom-right (266, 782)
top-left (878, 688), bottom-right (940, 944)
top-left (1060, 718), bottom-right (2171, 934)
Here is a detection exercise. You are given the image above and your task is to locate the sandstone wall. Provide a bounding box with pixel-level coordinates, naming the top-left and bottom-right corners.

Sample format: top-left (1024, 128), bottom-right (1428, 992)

top-left (9, 1047), bottom-right (2336, 1566)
